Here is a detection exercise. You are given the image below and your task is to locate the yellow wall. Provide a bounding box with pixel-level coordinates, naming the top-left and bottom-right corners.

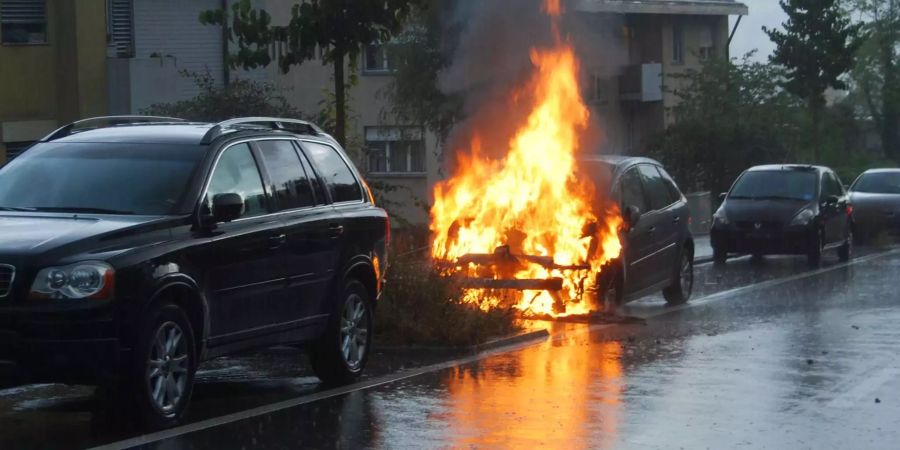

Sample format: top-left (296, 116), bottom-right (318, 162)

top-left (0, 0), bottom-right (107, 153)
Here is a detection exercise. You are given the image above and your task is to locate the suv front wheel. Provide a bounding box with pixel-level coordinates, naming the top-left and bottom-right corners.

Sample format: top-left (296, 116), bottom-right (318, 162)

top-left (125, 302), bottom-right (197, 429)
top-left (310, 279), bottom-right (372, 385)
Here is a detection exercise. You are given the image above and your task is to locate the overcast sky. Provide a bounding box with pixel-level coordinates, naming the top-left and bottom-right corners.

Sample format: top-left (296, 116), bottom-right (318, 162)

top-left (729, 0), bottom-right (787, 62)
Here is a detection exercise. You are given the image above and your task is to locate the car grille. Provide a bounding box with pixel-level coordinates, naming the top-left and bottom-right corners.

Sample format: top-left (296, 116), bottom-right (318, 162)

top-left (736, 221), bottom-right (783, 231)
top-left (0, 265), bottom-right (15, 297)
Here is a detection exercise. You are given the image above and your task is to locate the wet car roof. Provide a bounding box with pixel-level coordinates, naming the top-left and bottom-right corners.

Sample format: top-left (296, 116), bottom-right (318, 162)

top-left (747, 164), bottom-right (826, 173)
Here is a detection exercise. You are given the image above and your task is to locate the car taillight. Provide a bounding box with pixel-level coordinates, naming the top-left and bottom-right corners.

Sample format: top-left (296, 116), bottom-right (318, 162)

top-left (385, 215), bottom-right (391, 245)
top-left (846, 204), bottom-right (853, 216)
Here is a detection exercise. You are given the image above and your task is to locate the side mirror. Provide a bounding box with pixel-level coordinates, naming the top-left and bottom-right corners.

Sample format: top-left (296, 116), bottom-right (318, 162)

top-left (623, 205), bottom-right (642, 230)
top-left (212, 193), bottom-right (244, 223)
top-left (718, 192), bottom-right (728, 201)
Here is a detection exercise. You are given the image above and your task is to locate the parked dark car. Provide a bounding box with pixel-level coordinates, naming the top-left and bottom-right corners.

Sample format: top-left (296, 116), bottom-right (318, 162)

top-left (0, 116), bottom-right (388, 428)
top-left (710, 165), bottom-right (852, 266)
top-left (582, 156), bottom-right (694, 308)
top-left (848, 168), bottom-right (900, 243)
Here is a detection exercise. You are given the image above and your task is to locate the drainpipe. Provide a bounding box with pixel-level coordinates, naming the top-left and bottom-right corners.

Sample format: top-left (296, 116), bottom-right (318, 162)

top-left (728, 15), bottom-right (743, 48)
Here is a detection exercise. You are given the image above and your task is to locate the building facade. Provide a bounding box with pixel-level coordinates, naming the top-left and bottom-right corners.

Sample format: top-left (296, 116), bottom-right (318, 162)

top-left (0, 0), bottom-right (108, 163)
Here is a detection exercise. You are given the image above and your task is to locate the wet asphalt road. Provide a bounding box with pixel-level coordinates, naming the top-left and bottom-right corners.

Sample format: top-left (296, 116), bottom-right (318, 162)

top-left (3, 246), bottom-right (900, 449)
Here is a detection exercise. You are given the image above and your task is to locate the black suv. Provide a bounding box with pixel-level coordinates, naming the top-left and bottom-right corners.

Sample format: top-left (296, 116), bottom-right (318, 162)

top-left (711, 165), bottom-right (852, 266)
top-left (582, 156), bottom-right (694, 307)
top-left (0, 116), bottom-right (388, 428)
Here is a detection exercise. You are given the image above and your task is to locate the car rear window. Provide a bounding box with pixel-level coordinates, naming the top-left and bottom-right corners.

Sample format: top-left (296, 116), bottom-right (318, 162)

top-left (852, 172), bottom-right (900, 194)
top-left (301, 141), bottom-right (364, 203)
top-left (730, 170), bottom-right (817, 201)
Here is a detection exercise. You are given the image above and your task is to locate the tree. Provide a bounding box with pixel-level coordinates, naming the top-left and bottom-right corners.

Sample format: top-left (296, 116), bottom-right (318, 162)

top-left (200, 0), bottom-right (421, 146)
top-left (141, 70), bottom-right (306, 121)
top-left (650, 55), bottom-right (804, 195)
top-left (848, 0), bottom-right (900, 161)
top-left (384, 0), bottom-right (464, 146)
top-left (764, 0), bottom-right (862, 162)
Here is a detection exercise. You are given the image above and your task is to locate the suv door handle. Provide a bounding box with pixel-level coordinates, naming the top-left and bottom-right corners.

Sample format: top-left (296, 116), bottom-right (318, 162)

top-left (329, 224), bottom-right (345, 238)
top-left (673, 216), bottom-right (681, 224)
top-left (648, 226), bottom-right (656, 234)
top-left (268, 234), bottom-right (287, 248)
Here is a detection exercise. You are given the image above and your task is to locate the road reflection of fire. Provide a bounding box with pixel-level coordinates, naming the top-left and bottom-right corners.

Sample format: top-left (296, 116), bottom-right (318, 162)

top-left (439, 334), bottom-right (624, 448)
top-left (430, 0), bottom-right (622, 318)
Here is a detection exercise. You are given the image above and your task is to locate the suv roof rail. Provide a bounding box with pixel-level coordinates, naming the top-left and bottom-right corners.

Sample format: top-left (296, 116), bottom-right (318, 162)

top-left (41, 116), bottom-right (186, 142)
top-left (200, 117), bottom-right (324, 144)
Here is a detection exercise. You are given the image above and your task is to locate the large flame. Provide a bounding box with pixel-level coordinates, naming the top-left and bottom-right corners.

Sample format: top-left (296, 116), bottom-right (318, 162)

top-left (430, 1), bottom-right (622, 317)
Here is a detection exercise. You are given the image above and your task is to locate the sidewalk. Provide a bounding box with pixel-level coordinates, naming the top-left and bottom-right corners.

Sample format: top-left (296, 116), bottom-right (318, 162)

top-left (694, 234), bottom-right (712, 263)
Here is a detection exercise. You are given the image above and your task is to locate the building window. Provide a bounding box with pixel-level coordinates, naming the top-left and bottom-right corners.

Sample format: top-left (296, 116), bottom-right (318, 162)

top-left (366, 127), bottom-right (425, 175)
top-left (672, 24), bottom-right (684, 64)
top-left (364, 44), bottom-right (398, 74)
top-left (1, 0), bottom-right (47, 45)
top-left (698, 25), bottom-right (715, 61)
top-left (107, 0), bottom-right (134, 57)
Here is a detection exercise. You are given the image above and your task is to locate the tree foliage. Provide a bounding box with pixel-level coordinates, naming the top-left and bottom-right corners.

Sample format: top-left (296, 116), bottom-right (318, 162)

top-left (384, 0), bottom-right (464, 145)
top-left (200, 0), bottom-right (422, 146)
top-left (846, 0), bottom-right (900, 161)
top-left (650, 55), bottom-right (804, 195)
top-left (764, 0), bottom-right (862, 161)
top-left (141, 70), bottom-right (305, 121)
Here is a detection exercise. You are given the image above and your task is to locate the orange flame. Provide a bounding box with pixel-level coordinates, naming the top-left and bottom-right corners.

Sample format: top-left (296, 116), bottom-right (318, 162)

top-left (430, 7), bottom-right (622, 317)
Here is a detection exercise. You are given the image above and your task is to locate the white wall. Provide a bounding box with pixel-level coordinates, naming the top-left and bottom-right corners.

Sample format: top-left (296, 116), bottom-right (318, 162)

top-left (132, 0), bottom-right (225, 100)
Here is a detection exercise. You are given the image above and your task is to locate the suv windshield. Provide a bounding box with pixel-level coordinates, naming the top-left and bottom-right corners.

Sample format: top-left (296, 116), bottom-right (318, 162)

top-left (851, 172), bottom-right (900, 194)
top-left (729, 170), bottom-right (817, 201)
top-left (0, 143), bottom-right (203, 215)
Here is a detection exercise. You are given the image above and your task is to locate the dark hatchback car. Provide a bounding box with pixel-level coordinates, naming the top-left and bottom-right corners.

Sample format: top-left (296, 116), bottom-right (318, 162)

top-left (582, 156), bottom-right (694, 308)
top-left (0, 116), bottom-right (388, 428)
top-left (711, 165), bottom-right (852, 266)
top-left (849, 168), bottom-right (900, 243)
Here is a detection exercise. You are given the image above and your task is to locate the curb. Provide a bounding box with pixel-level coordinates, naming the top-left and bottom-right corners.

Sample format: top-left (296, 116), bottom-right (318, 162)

top-left (374, 329), bottom-right (550, 355)
top-left (695, 255), bottom-right (714, 265)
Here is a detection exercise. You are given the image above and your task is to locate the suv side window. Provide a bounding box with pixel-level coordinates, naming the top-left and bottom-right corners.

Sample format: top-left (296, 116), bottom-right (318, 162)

top-left (620, 167), bottom-right (648, 213)
top-left (206, 143), bottom-right (267, 218)
top-left (301, 141), bottom-right (364, 203)
top-left (638, 164), bottom-right (673, 211)
top-left (256, 140), bottom-right (315, 210)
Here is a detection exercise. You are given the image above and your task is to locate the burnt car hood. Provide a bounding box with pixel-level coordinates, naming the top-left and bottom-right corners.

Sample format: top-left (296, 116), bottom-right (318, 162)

top-left (0, 213), bottom-right (176, 259)
top-left (724, 199), bottom-right (813, 223)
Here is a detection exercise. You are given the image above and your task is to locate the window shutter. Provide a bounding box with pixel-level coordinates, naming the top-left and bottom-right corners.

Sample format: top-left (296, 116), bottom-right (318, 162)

top-left (0, 0), bottom-right (46, 24)
top-left (108, 0), bottom-right (134, 57)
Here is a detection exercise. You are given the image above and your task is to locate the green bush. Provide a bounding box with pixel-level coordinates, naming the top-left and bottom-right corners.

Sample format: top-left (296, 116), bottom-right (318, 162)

top-left (374, 248), bottom-right (521, 347)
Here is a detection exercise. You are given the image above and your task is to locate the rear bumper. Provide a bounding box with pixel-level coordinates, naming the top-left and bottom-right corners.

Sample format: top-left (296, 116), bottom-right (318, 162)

top-left (711, 226), bottom-right (812, 255)
top-left (0, 307), bottom-right (125, 385)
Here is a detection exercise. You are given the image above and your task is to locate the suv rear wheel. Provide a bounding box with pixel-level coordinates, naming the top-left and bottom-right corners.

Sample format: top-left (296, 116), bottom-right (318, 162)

top-left (664, 250), bottom-right (693, 305)
top-left (310, 279), bottom-right (372, 385)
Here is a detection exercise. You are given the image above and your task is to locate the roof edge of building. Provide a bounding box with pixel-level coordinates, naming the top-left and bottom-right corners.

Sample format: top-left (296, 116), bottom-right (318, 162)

top-left (574, 0), bottom-right (749, 16)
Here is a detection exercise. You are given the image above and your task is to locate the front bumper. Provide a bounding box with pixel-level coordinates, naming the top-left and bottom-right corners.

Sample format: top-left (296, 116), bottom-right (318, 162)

top-left (0, 305), bottom-right (124, 385)
top-left (711, 225), bottom-right (813, 255)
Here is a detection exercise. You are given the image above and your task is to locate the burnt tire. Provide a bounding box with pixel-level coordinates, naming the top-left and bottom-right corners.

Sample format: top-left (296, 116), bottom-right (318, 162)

top-left (310, 279), bottom-right (372, 385)
top-left (664, 250), bottom-right (693, 305)
top-left (124, 302), bottom-right (196, 430)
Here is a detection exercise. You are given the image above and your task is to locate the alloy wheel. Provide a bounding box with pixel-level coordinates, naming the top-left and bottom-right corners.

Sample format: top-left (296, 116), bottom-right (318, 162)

top-left (146, 321), bottom-right (190, 414)
top-left (340, 294), bottom-right (369, 371)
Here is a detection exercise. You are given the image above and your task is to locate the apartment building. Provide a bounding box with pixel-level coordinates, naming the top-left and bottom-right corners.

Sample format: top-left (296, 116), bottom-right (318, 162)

top-left (0, 0), bottom-right (108, 163)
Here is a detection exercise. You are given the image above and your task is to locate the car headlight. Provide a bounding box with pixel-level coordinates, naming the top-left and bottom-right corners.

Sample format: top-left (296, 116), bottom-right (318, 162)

top-left (789, 209), bottom-right (816, 226)
top-left (31, 261), bottom-right (115, 300)
top-left (713, 208), bottom-right (729, 226)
